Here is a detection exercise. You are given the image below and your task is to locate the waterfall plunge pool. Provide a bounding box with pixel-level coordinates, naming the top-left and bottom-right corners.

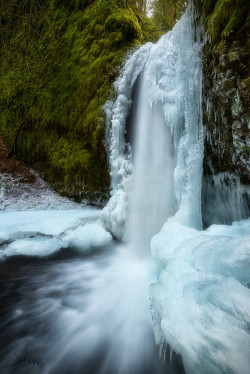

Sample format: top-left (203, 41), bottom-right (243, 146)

top-left (0, 219), bottom-right (184, 374)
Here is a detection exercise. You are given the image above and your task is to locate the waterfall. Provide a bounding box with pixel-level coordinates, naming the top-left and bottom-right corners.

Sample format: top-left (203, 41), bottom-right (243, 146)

top-left (102, 4), bottom-right (203, 244)
top-left (102, 5), bottom-right (250, 374)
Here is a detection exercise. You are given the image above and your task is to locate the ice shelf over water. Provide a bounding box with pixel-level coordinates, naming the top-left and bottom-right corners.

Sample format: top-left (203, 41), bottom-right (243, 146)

top-left (0, 209), bottom-right (112, 259)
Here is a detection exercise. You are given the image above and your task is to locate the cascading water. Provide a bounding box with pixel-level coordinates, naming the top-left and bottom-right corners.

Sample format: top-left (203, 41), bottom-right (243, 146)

top-left (125, 70), bottom-right (178, 251)
top-left (126, 14), bottom-right (203, 249)
top-left (103, 4), bottom-right (203, 244)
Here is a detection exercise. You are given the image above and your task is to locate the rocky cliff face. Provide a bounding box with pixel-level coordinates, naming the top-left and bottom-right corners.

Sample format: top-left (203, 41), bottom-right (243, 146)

top-left (194, 0), bottom-right (250, 225)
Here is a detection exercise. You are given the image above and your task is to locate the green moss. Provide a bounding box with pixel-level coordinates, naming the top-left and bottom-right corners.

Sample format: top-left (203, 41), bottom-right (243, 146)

top-left (105, 8), bottom-right (144, 42)
top-left (207, 0), bottom-right (235, 41)
top-left (242, 146), bottom-right (250, 158)
top-left (196, 0), bottom-right (250, 182)
top-left (206, 0), bottom-right (248, 42)
top-left (0, 0), bottom-right (157, 201)
top-left (222, 7), bottom-right (245, 38)
top-left (139, 14), bottom-right (160, 42)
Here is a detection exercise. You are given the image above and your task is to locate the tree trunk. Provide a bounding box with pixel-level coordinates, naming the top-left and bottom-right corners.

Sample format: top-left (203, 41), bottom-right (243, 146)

top-left (10, 122), bottom-right (25, 157)
top-left (172, 0), bottom-right (177, 26)
top-left (137, 0), bottom-right (146, 14)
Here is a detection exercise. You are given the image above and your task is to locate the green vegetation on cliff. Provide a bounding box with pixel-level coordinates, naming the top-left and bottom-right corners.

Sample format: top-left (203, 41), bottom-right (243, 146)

top-left (0, 0), bottom-right (158, 202)
top-left (194, 0), bottom-right (249, 183)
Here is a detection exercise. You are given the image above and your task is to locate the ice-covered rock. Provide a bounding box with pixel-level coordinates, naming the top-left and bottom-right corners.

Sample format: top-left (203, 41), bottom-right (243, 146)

top-left (63, 222), bottom-right (112, 251)
top-left (5, 237), bottom-right (66, 257)
top-left (150, 218), bottom-right (250, 374)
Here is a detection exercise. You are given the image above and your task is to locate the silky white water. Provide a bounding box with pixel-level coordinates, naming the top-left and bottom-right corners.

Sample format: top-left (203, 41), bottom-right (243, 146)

top-left (125, 78), bottom-right (177, 251)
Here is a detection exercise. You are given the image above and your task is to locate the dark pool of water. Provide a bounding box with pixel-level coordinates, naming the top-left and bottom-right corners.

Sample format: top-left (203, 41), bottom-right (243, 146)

top-left (0, 245), bottom-right (185, 374)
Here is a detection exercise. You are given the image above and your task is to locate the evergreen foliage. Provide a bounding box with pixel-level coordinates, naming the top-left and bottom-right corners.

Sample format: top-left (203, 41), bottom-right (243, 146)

top-left (151, 0), bottom-right (188, 31)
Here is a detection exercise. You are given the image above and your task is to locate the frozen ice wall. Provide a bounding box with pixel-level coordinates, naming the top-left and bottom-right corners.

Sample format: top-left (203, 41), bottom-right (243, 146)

top-left (126, 7), bottom-right (203, 250)
top-left (102, 44), bottom-right (152, 239)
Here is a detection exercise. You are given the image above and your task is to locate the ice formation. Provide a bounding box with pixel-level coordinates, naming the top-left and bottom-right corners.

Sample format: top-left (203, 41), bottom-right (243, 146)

top-left (0, 209), bottom-right (112, 259)
top-left (103, 4), bottom-right (203, 242)
top-left (102, 43), bottom-right (152, 239)
top-left (4, 237), bottom-right (67, 258)
top-left (150, 219), bottom-right (250, 374)
top-left (62, 223), bottom-right (112, 251)
top-left (0, 2), bottom-right (248, 373)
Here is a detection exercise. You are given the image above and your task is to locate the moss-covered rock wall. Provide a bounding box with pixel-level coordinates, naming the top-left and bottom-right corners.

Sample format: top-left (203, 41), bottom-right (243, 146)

top-left (193, 0), bottom-right (250, 225)
top-left (0, 0), bottom-right (158, 203)
top-left (194, 0), bottom-right (249, 183)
